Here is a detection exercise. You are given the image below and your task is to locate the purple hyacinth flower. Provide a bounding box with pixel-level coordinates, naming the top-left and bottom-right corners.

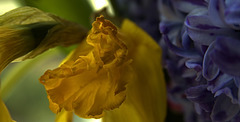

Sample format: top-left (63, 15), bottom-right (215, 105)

top-left (159, 0), bottom-right (240, 121)
top-left (159, 0), bottom-right (211, 121)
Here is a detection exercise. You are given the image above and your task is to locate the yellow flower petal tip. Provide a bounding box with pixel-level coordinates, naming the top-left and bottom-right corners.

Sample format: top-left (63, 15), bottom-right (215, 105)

top-left (40, 15), bottom-right (133, 119)
top-left (0, 99), bottom-right (15, 122)
top-left (55, 109), bottom-right (73, 122)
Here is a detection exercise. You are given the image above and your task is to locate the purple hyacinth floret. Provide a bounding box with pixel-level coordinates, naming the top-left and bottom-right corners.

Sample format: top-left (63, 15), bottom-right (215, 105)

top-left (159, 0), bottom-right (240, 121)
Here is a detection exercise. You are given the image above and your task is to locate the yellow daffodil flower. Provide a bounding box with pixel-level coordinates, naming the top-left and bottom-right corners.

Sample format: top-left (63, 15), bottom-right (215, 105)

top-left (40, 15), bottom-right (133, 118)
top-left (40, 15), bottom-right (166, 122)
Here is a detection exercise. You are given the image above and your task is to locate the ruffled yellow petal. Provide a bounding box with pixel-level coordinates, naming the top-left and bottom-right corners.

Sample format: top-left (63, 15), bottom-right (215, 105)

top-left (102, 19), bottom-right (167, 122)
top-left (40, 15), bottom-right (133, 118)
top-left (0, 99), bottom-right (15, 122)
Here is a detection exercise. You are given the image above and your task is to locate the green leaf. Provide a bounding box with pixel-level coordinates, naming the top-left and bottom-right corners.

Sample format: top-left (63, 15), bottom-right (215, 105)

top-left (19, 0), bottom-right (93, 29)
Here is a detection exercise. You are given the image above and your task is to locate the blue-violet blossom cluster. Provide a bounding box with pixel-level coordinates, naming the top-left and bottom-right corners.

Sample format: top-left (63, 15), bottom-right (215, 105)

top-left (159, 0), bottom-right (240, 121)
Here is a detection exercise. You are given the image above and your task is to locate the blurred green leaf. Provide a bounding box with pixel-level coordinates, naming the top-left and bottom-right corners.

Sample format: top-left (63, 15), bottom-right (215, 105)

top-left (18, 0), bottom-right (93, 29)
top-left (1, 47), bottom-right (66, 122)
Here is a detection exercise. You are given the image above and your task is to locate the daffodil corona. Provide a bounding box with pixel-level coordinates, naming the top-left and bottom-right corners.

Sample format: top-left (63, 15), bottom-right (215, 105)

top-left (40, 15), bottom-right (166, 122)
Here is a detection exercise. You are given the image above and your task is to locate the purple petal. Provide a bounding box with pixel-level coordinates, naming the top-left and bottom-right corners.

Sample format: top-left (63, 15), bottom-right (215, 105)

top-left (194, 103), bottom-right (202, 115)
top-left (210, 36), bottom-right (240, 77)
top-left (181, 31), bottom-right (192, 49)
top-left (224, 1), bottom-right (240, 29)
top-left (163, 35), bottom-right (201, 58)
top-left (181, 0), bottom-right (207, 6)
top-left (211, 95), bottom-right (240, 121)
top-left (203, 42), bottom-right (220, 81)
top-left (171, 0), bottom-right (207, 13)
top-left (214, 83), bottom-right (239, 104)
top-left (185, 59), bottom-right (202, 72)
top-left (185, 15), bottom-right (238, 45)
top-left (197, 102), bottom-right (214, 113)
top-left (207, 73), bottom-right (233, 93)
top-left (185, 85), bottom-right (214, 103)
top-left (186, 15), bottom-right (214, 30)
top-left (208, 0), bottom-right (226, 27)
top-left (185, 85), bottom-right (214, 112)
top-left (236, 77), bottom-right (240, 104)
top-left (185, 15), bottom-right (220, 45)
top-left (182, 68), bottom-right (197, 78)
top-left (234, 76), bottom-right (240, 88)
top-left (201, 45), bottom-right (208, 54)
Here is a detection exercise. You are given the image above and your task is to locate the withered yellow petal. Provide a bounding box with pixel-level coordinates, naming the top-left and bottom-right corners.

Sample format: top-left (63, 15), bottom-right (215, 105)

top-left (102, 19), bottom-right (167, 122)
top-left (0, 7), bottom-right (88, 72)
top-left (0, 6), bottom-right (55, 26)
top-left (40, 15), bottom-right (132, 118)
top-left (0, 99), bottom-right (15, 122)
top-left (0, 26), bottom-right (36, 72)
top-left (22, 13), bottom-right (88, 60)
